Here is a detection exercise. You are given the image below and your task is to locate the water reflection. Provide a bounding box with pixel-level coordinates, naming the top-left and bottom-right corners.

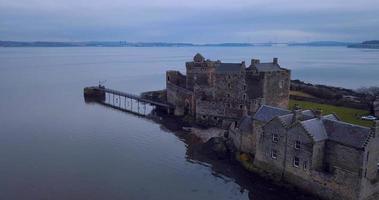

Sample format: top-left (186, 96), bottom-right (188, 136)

top-left (85, 96), bottom-right (318, 200)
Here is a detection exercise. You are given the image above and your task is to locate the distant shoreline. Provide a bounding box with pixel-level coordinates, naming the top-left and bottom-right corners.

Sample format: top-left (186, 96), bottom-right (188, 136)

top-left (0, 40), bottom-right (355, 47)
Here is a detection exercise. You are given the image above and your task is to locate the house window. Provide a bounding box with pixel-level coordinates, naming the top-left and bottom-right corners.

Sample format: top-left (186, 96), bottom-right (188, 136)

top-left (271, 149), bottom-right (278, 159)
top-left (272, 134), bottom-right (279, 143)
top-left (303, 161), bottom-right (307, 170)
top-left (293, 157), bottom-right (300, 168)
top-left (295, 140), bottom-right (301, 150)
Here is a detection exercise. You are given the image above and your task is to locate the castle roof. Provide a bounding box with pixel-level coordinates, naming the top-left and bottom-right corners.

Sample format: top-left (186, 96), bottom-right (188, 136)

top-left (215, 63), bottom-right (243, 73)
top-left (277, 110), bottom-right (315, 127)
top-left (256, 105), bottom-right (372, 149)
top-left (253, 105), bottom-right (291, 123)
top-left (295, 116), bottom-right (371, 148)
top-left (322, 119), bottom-right (371, 149)
top-left (253, 63), bottom-right (283, 72)
top-left (300, 118), bottom-right (328, 142)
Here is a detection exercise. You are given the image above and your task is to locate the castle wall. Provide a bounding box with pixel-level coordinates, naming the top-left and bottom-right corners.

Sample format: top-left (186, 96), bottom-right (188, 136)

top-left (324, 141), bottom-right (364, 174)
top-left (285, 125), bottom-right (314, 178)
top-left (229, 124), bottom-right (256, 155)
top-left (359, 127), bottom-right (379, 200)
top-left (166, 71), bottom-right (194, 116)
top-left (262, 70), bottom-right (291, 109)
top-left (254, 119), bottom-right (288, 177)
top-left (185, 61), bottom-right (215, 90)
top-left (245, 71), bottom-right (265, 100)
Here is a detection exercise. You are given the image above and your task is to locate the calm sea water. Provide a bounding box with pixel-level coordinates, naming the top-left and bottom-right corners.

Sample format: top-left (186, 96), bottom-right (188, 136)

top-left (0, 47), bottom-right (378, 200)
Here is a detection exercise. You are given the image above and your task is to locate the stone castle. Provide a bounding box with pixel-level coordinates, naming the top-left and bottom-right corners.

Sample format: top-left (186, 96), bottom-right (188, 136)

top-left (165, 54), bottom-right (379, 200)
top-left (166, 53), bottom-right (290, 128)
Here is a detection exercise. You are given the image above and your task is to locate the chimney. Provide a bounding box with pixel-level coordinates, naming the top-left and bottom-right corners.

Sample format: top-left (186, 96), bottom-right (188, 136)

top-left (273, 57), bottom-right (278, 64)
top-left (292, 105), bottom-right (302, 122)
top-left (313, 109), bottom-right (322, 118)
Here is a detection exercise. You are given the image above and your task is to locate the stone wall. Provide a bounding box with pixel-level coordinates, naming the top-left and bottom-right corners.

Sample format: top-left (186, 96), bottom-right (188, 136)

top-left (166, 81), bottom-right (193, 116)
top-left (262, 70), bottom-right (291, 109)
top-left (255, 118), bottom-right (288, 177)
top-left (185, 60), bottom-right (216, 90)
top-left (374, 100), bottom-right (379, 117)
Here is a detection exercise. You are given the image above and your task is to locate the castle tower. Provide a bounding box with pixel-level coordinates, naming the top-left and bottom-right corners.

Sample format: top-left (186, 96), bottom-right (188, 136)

top-left (185, 53), bottom-right (216, 90)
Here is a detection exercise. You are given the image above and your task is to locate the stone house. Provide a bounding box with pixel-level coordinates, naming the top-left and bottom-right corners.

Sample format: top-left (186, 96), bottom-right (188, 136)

top-left (166, 53), bottom-right (290, 128)
top-left (230, 105), bottom-right (379, 200)
top-left (374, 97), bottom-right (379, 117)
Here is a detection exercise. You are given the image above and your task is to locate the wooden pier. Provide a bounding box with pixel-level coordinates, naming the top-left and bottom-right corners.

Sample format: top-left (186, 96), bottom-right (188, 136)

top-left (84, 86), bottom-right (173, 116)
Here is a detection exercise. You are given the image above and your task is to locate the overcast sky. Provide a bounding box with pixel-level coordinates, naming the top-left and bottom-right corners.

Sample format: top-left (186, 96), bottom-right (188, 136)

top-left (0, 0), bottom-right (378, 43)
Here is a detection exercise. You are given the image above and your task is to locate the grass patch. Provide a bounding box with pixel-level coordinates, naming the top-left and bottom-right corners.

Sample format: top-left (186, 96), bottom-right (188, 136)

top-left (290, 90), bottom-right (316, 98)
top-left (289, 99), bottom-right (373, 127)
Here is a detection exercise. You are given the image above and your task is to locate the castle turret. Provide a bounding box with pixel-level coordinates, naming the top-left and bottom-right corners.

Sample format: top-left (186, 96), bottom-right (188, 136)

top-left (193, 53), bottom-right (205, 63)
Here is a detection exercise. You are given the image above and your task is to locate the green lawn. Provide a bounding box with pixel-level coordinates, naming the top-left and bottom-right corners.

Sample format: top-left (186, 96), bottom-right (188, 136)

top-left (289, 99), bottom-right (373, 127)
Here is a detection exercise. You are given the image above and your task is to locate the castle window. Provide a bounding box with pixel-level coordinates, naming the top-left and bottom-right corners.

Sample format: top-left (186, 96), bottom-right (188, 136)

top-left (228, 83), bottom-right (232, 89)
top-left (228, 75), bottom-right (231, 79)
top-left (227, 103), bottom-right (231, 108)
top-left (293, 157), bottom-right (300, 168)
top-left (243, 85), bottom-right (247, 90)
top-left (226, 93), bottom-right (231, 98)
top-left (202, 115), bottom-right (207, 119)
top-left (303, 161), bottom-right (307, 170)
top-left (272, 133), bottom-right (279, 143)
top-left (271, 149), bottom-right (278, 159)
top-left (213, 116), bottom-right (217, 120)
top-left (167, 76), bottom-right (170, 81)
top-left (243, 94), bottom-right (246, 100)
top-left (239, 104), bottom-right (243, 109)
top-left (295, 140), bottom-right (301, 150)
top-left (279, 80), bottom-right (284, 89)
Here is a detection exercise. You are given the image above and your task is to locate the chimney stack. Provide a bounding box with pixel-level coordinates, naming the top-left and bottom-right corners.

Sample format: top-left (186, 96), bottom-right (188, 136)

top-left (273, 58), bottom-right (278, 64)
top-left (292, 105), bottom-right (302, 122)
top-left (313, 109), bottom-right (322, 118)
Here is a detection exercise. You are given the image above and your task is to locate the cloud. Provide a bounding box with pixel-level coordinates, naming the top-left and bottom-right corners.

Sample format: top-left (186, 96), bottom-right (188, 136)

top-left (0, 0), bottom-right (378, 42)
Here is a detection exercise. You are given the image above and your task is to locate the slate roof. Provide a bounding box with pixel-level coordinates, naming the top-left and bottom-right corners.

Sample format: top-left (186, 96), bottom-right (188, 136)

top-left (323, 114), bottom-right (339, 121)
top-left (300, 118), bottom-right (328, 142)
top-left (215, 63), bottom-right (243, 73)
top-left (256, 105), bottom-right (371, 149)
top-left (252, 63), bottom-right (283, 72)
top-left (322, 119), bottom-right (371, 149)
top-left (253, 105), bottom-right (291, 123)
top-left (278, 114), bottom-right (294, 127)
